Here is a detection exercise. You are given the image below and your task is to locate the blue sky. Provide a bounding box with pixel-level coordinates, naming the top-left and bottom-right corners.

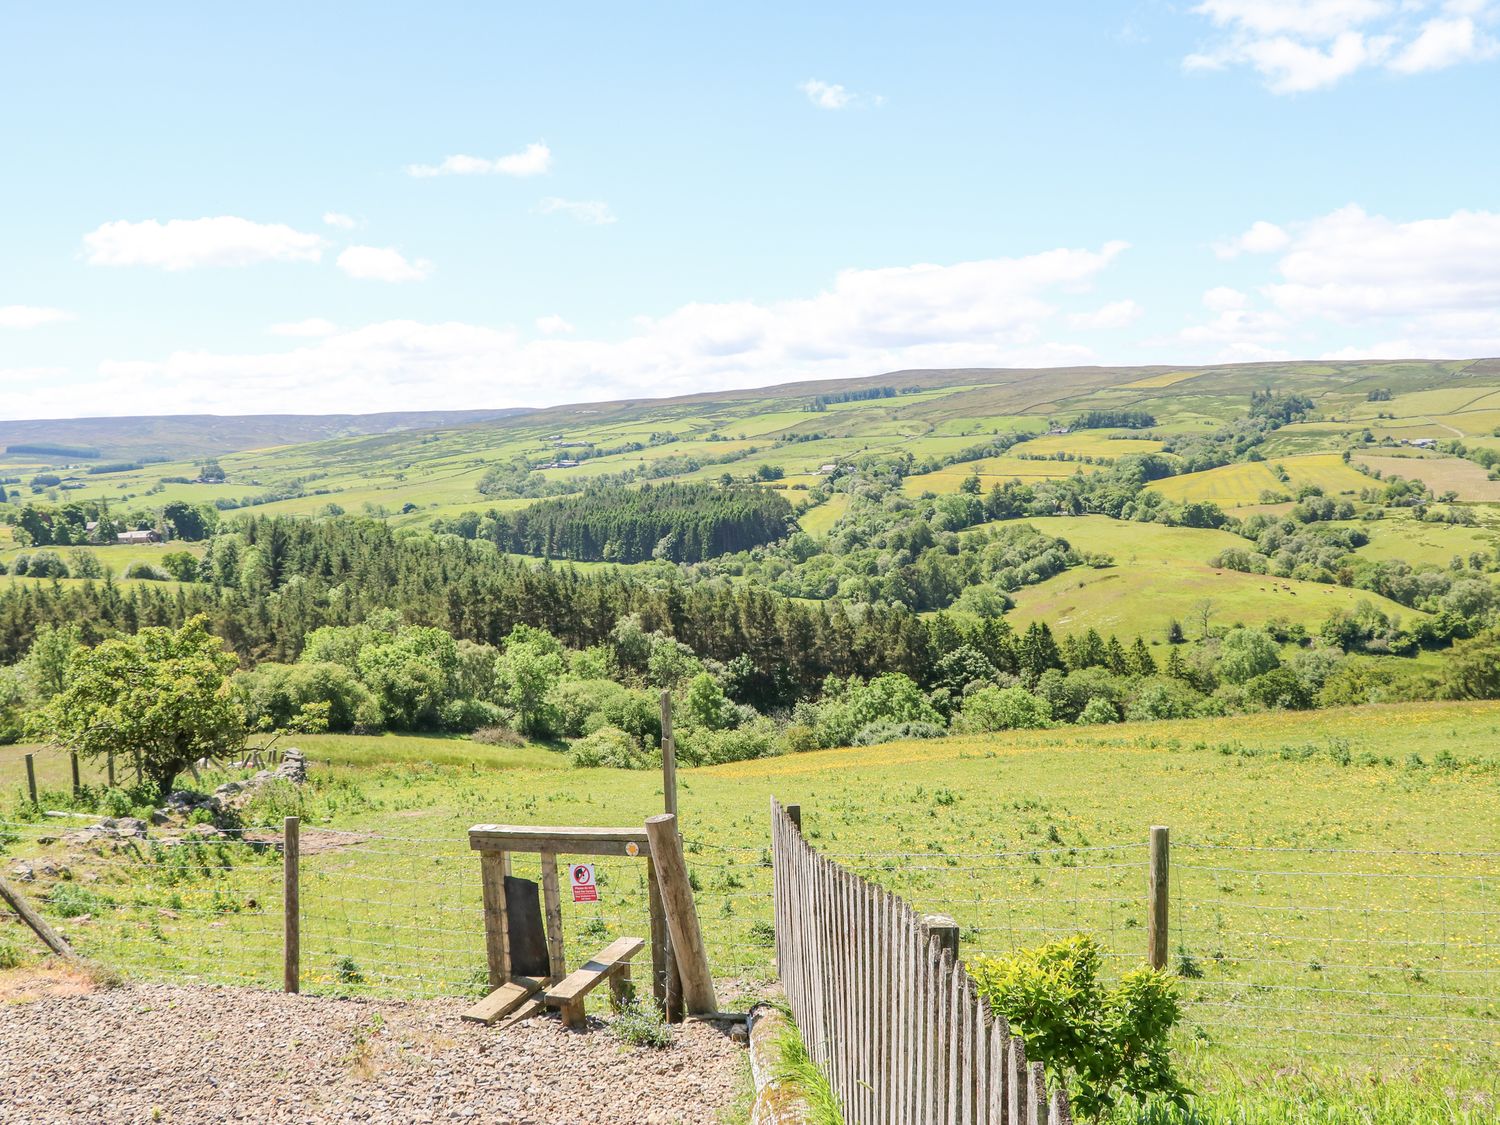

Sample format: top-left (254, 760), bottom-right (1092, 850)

top-left (2, 1), bottom-right (1498, 418)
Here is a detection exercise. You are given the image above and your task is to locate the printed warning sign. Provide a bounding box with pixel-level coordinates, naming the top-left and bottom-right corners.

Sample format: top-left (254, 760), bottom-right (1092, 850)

top-left (570, 863), bottom-right (598, 903)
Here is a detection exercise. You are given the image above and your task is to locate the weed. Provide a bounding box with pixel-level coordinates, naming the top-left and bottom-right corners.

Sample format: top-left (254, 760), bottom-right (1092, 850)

top-left (610, 1001), bottom-right (673, 1048)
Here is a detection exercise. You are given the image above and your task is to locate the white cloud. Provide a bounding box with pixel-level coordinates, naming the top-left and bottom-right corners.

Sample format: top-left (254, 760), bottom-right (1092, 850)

top-left (537, 197), bottom-right (617, 225)
top-left (1214, 219), bottom-right (1291, 258)
top-left (1068, 299), bottom-right (1143, 330)
top-left (322, 212), bottom-right (357, 229)
top-left (336, 246), bottom-right (433, 283)
top-left (268, 317), bottom-right (339, 338)
top-left (0, 305), bottom-right (74, 328)
top-left (1184, 0), bottom-right (1497, 91)
top-left (1173, 204), bottom-right (1500, 362)
top-left (536, 314), bottom-right (574, 335)
top-left (1389, 13), bottom-right (1498, 71)
top-left (1266, 204), bottom-right (1500, 321)
top-left (83, 217), bottom-right (327, 269)
top-left (38, 243), bottom-right (1128, 416)
top-left (406, 143), bottom-right (552, 178)
top-left (800, 79), bottom-right (884, 109)
top-left (1203, 286), bottom-right (1250, 312)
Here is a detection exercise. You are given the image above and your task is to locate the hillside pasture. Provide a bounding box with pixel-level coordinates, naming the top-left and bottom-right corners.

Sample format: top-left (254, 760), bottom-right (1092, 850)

top-left (5, 702), bottom-right (1500, 1118)
top-left (1357, 454), bottom-right (1500, 502)
top-left (1004, 554), bottom-right (1425, 637)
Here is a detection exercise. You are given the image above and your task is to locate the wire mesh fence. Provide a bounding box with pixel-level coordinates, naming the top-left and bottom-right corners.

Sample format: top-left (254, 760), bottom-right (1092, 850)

top-left (3, 808), bottom-right (1497, 1069)
top-left (0, 817), bottom-right (779, 1003)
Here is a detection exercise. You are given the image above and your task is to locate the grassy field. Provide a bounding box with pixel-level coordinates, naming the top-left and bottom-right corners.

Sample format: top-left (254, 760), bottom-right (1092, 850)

top-left (1356, 454), bottom-right (1500, 503)
top-left (4, 703), bottom-right (1500, 1121)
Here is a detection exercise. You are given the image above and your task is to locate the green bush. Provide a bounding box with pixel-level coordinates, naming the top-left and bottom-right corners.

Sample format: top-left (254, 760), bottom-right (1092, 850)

top-left (610, 1001), bottom-right (673, 1048)
top-left (970, 935), bottom-right (1188, 1123)
top-left (952, 685), bottom-right (1051, 732)
top-left (569, 725), bottom-right (654, 769)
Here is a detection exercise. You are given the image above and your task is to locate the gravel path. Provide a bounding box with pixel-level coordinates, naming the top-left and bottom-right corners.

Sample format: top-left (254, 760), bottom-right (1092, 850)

top-left (0, 972), bottom-right (749, 1124)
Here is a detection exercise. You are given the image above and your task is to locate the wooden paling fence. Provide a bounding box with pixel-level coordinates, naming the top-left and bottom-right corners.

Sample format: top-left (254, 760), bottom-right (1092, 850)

top-left (771, 800), bottom-right (1072, 1125)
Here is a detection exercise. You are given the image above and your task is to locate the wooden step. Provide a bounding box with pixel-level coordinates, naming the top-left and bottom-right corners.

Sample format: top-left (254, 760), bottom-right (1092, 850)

top-left (461, 975), bottom-right (543, 1025)
top-left (545, 936), bottom-right (645, 1026)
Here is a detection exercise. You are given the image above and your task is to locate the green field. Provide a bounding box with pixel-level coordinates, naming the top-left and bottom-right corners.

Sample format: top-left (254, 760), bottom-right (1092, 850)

top-left (5, 702), bottom-right (1500, 1120)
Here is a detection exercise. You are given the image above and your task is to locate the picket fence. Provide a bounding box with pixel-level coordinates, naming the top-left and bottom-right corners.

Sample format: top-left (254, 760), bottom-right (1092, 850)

top-left (771, 800), bottom-right (1072, 1125)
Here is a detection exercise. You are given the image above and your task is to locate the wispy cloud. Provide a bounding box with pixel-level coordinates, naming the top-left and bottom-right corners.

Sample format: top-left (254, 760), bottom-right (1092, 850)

top-left (800, 79), bottom-right (885, 109)
top-left (406, 142), bottom-right (552, 178)
top-left (336, 246), bottom-right (432, 283)
top-left (0, 305), bottom-right (75, 329)
top-left (538, 197), bottom-right (617, 225)
top-left (50, 243), bottom-right (1128, 416)
top-left (83, 217), bottom-right (327, 270)
top-left (322, 212), bottom-right (357, 229)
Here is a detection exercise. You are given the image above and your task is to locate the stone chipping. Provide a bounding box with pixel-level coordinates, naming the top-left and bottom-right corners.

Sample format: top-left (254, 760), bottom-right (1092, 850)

top-left (0, 977), bottom-right (748, 1124)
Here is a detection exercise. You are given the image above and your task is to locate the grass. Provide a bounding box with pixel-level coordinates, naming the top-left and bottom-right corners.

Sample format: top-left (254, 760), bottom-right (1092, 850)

top-left (774, 1021), bottom-right (844, 1125)
top-left (1004, 554), bottom-right (1424, 636)
top-left (1356, 455), bottom-right (1500, 503)
top-left (5, 702), bottom-right (1500, 1119)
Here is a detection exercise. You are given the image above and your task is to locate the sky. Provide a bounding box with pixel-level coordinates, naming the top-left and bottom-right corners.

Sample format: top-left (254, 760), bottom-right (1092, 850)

top-left (2, 1), bottom-right (1499, 420)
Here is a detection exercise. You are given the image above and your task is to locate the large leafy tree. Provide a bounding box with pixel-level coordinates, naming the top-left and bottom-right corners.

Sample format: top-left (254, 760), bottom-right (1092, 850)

top-left (31, 615), bottom-right (245, 797)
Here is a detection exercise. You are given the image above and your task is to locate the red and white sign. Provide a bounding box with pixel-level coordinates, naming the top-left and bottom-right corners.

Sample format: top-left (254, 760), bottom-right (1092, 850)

top-left (570, 863), bottom-right (598, 903)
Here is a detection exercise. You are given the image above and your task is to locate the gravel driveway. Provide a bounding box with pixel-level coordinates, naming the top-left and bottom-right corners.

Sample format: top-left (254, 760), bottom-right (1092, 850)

top-left (0, 970), bottom-right (749, 1124)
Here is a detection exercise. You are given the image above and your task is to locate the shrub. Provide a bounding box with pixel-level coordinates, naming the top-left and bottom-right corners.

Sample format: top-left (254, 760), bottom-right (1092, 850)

top-left (851, 720), bottom-right (946, 745)
top-left (123, 561), bottom-right (171, 581)
top-left (1076, 697), bottom-right (1120, 725)
top-left (970, 935), bottom-right (1189, 1122)
top-left (439, 697), bottom-right (507, 732)
top-left (610, 1001), bottom-right (673, 1048)
top-left (952, 685), bottom-right (1051, 732)
top-left (471, 724), bottom-right (526, 747)
top-left (569, 725), bottom-right (653, 769)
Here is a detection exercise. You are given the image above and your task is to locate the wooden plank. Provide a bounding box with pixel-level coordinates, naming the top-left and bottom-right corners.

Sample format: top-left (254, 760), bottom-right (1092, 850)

top-left (479, 849), bottom-right (511, 988)
top-left (1149, 825), bottom-right (1170, 971)
top-left (283, 815), bottom-right (299, 994)
top-left (493, 996), bottom-right (546, 1031)
top-left (0, 874), bottom-right (77, 960)
top-left (469, 824), bottom-right (651, 857)
top-left (643, 814), bottom-right (718, 1016)
top-left (539, 851), bottom-right (566, 983)
top-left (461, 975), bottom-right (543, 1025)
top-left (544, 937), bottom-right (646, 1005)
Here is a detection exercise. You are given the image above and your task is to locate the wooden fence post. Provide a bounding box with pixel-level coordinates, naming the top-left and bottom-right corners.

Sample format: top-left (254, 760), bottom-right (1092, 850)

top-left (1149, 825), bottom-right (1169, 971)
top-left (69, 752), bottom-right (80, 798)
top-left (283, 815), bottom-right (300, 993)
top-left (659, 690), bottom-right (677, 819)
top-left (786, 803), bottom-right (801, 833)
top-left (106, 751), bottom-right (116, 788)
top-left (644, 813), bottom-right (717, 1015)
top-left (24, 753), bottom-right (37, 806)
top-left (923, 912), bottom-right (960, 960)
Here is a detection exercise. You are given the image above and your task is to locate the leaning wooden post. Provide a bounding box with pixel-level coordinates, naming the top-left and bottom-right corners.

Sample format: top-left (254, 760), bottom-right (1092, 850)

top-left (659, 690), bottom-right (678, 819)
top-left (24, 753), bottom-right (37, 806)
top-left (644, 813), bottom-right (717, 1016)
top-left (0, 875), bottom-right (78, 960)
top-left (1148, 825), bottom-right (1170, 971)
top-left (283, 815), bottom-right (300, 993)
top-left (786, 803), bottom-right (802, 833)
top-left (69, 752), bottom-right (80, 798)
